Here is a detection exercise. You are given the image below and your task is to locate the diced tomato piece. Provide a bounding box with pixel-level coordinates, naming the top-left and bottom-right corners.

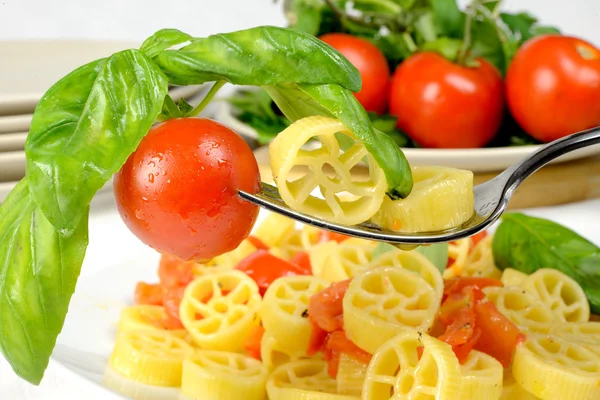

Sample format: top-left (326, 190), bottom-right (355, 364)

top-left (319, 230), bottom-right (351, 243)
top-left (443, 277), bottom-right (502, 300)
top-left (244, 325), bottom-right (264, 360)
top-left (473, 301), bottom-right (525, 368)
top-left (158, 253), bottom-right (196, 289)
top-left (162, 286), bottom-right (186, 329)
top-left (307, 320), bottom-right (328, 356)
top-left (134, 282), bottom-right (164, 306)
top-left (322, 330), bottom-right (372, 378)
top-left (290, 251), bottom-right (312, 275)
top-left (236, 250), bottom-right (308, 296)
top-left (308, 280), bottom-right (351, 333)
top-left (470, 230), bottom-right (488, 247)
top-left (247, 236), bottom-right (269, 250)
top-left (438, 307), bottom-right (476, 347)
top-left (453, 328), bottom-right (482, 363)
top-left (446, 256), bottom-right (456, 269)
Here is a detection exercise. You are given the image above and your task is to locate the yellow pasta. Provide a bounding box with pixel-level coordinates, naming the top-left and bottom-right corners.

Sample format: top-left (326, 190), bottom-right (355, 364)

top-left (260, 331), bottom-right (319, 371)
top-left (500, 268), bottom-right (529, 288)
top-left (109, 329), bottom-right (194, 386)
top-left (117, 305), bottom-right (187, 338)
top-left (460, 235), bottom-right (501, 279)
top-left (512, 333), bottom-right (600, 400)
top-left (266, 359), bottom-right (358, 400)
top-left (260, 275), bottom-right (329, 353)
top-left (362, 330), bottom-right (462, 400)
top-left (269, 115), bottom-right (387, 226)
top-left (179, 270), bottom-right (261, 352)
top-left (527, 321), bottom-right (600, 349)
top-left (443, 238), bottom-right (472, 279)
top-left (521, 268), bottom-right (590, 323)
top-left (252, 213), bottom-right (297, 248)
top-left (459, 350), bottom-right (503, 400)
top-left (319, 240), bottom-right (375, 282)
top-left (198, 239), bottom-right (257, 273)
top-left (344, 266), bottom-right (439, 354)
top-left (270, 228), bottom-right (304, 260)
top-left (308, 241), bottom-right (339, 278)
top-left (483, 286), bottom-right (555, 334)
top-left (501, 367), bottom-right (540, 400)
top-left (181, 350), bottom-right (268, 400)
top-left (336, 353), bottom-right (368, 397)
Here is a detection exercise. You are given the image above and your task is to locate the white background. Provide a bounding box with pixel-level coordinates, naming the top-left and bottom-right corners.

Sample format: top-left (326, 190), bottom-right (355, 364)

top-left (0, 0), bottom-right (599, 399)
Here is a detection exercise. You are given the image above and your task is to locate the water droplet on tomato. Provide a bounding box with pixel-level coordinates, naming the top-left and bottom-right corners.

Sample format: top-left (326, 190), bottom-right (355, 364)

top-left (148, 174), bottom-right (155, 183)
top-left (135, 209), bottom-right (144, 219)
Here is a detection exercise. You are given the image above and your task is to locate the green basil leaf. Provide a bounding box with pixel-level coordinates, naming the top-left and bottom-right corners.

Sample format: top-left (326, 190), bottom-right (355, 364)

top-left (529, 25), bottom-right (561, 37)
top-left (25, 50), bottom-right (168, 230)
top-left (353, 0), bottom-right (402, 14)
top-left (0, 179), bottom-right (89, 384)
top-left (469, 18), bottom-right (506, 74)
top-left (415, 243), bottom-right (449, 273)
top-left (284, 0), bottom-right (326, 35)
top-left (152, 26), bottom-right (361, 92)
top-left (492, 213), bottom-right (600, 314)
top-left (264, 83), bottom-right (413, 198)
top-left (368, 113), bottom-right (410, 148)
top-left (430, 0), bottom-right (465, 38)
top-left (499, 12), bottom-right (537, 42)
top-left (140, 28), bottom-right (192, 58)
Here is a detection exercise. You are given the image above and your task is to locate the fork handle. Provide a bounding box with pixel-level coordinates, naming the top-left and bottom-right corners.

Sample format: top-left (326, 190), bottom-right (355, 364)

top-left (502, 125), bottom-right (600, 197)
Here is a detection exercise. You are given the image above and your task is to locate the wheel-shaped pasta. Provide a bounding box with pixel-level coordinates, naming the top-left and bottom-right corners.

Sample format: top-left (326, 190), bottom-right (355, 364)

top-left (181, 350), bottom-right (268, 400)
top-left (500, 368), bottom-right (540, 400)
top-left (109, 329), bottom-right (194, 386)
top-left (459, 350), bottom-right (503, 400)
top-left (483, 286), bottom-right (555, 334)
top-left (179, 270), bottom-right (261, 351)
top-left (308, 241), bottom-right (338, 278)
top-left (117, 305), bottom-right (187, 338)
top-left (266, 359), bottom-right (358, 400)
top-left (269, 115), bottom-right (387, 226)
top-left (337, 353), bottom-right (368, 397)
top-left (546, 321), bottom-right (600, 349)
top-left (260, 331), bottom-right (320, 371)
top-left (372, 249), bottom-right (444, 302)
top-left (521, 268), bottom-right (590, 323)
top-left (344, 266), bottom-right (439, 354)
top-left (260, 275), bottom-right (329, 353)
top-left (459, 235), bottom-right (501, 279)
top-left (269, 228), bottom-right (304, 260)
top-left (103, 365), bottom-right (180, 400)
top-left (198, 239), bottom-right (257, 274)
top-left (512, 333), bottom-right (600, 400)
top-left (320, 240), bottom-right (375, 282)
top-left (253, 212), bottom-right (297, 248)
top-left (443, 238), bottom-right (472, 279)
top-left (362, 330), bottom-right (461, 400)
top-left (500, 268), bottom-right (529, 288)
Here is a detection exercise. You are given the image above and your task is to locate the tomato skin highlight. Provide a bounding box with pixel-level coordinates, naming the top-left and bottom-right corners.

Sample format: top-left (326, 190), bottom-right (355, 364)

top-left (114, 118), bottom-right (261, 262)
top-left (236, 250), bottom-right (308, 296)
top-left (506, 35), bottom-right (600, 142)
top-left (319, 33), bottom-right (391, 114)
top-left (389, 52), bottom-right (505, 148)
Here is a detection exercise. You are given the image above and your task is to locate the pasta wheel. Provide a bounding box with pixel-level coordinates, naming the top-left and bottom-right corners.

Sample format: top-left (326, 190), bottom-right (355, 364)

top-left (362, 330), bottom-right (461, 400)
top-left (308, 241), bottom-right (338, 278)
top-left (260, 275), bottom-right (329, 353)
top-left (320, 240), bottom-right (375, 282)
top-left (269, 115), bottom-right (387, 226)
top-left (260, 331), bottom-right (320, 371)
top-left (459, 235), bottom-right (501, 279)
top-left (344, 266), bottom-right (439, 354)
top-left (270, 228), bottom-right (304, 260)
top-left (109, 329), bottom-right (194, 386)
top-left (501, 368), bottom-right (540, 400)
top-left (521, 268), bottom-right (590, 323)
top-left (483, 286), bottom-right (555, 333)
top-left (337, 353), bottom-right (368, 397)
top-left (266, 359), bottom-right (358, 400)
top-left (253, 212), bottom-right (297, 248)
top-left (197, 239), bottom-right (256, 274)
top-left (534, 321), bottom-right (600, 349)
top-left (103, 365), bottom-right (180, 400)
top-left (117, 305), bottom-right (187, 338)
top-left (372, 249), bottom-right (444, 302)
top-left (179, 270), bottom-right (261, 351)
top-left (181, 350), bottom-right (268, 400)
top-left (500, 268), bottom-right (528, 288)
top-left (443, 238), bottom-right (471, 279)
top-left (512, 333), bottom-right (600, 400)
top-left (459, 350), bottom-right (503, 400)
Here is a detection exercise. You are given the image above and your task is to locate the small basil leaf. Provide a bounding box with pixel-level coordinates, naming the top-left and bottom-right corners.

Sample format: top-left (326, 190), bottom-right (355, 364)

top-left (25, 50), bottom-right (168, 230)
top-left (469, 18), bottom-right (506, 74)
top-left (0, 179), bottom-right (89, 384)
top-left (140, 28), bottom-right (192, 58)
top-left (492, 213), bottom-right (600, 314)
top-left (152, 26), bottom-right (361, 92)
top-left (430, 0), bottom-right (465, 38)
top-left (415, 243), bottom-right (449, 273)
top-left (499, 12), bottom-right (537, 42)
top-left (264, 83), bottom-right (413, 198)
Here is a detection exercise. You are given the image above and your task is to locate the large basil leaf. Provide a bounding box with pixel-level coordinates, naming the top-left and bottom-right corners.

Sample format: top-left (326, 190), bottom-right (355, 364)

top-left (140, 28), bottom-right (192, 58)
top-left (264, 83), bottom-right (413, 198)
top-left (0, 179), bottom-right (89, 384)
top-left (25, 50), bottom-right (168, 230)
top-left (152, 26), bottom-right (361, 92)
top-left (492, 213), bottom-right (600, 314)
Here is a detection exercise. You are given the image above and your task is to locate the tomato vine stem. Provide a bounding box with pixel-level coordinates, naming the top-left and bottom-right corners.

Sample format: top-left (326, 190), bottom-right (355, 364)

top-left (188, 80), bottom-right (227, 117)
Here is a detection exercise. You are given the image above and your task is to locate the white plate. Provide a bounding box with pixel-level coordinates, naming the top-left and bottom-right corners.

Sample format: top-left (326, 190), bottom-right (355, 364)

top-left (215, 100), bottom-right (600, 173)
top-left (40, 196), bottom-right (600, 399)
top-left (0, 151), bottom-right (26, 182)
top-left (0, 132), bottom-right (27, 152)
top-left (0, 114), bottom-right (32, 133)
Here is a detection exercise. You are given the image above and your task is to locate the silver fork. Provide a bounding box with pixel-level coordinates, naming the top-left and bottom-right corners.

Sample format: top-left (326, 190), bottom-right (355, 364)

top-left (238, 126), bottom-right (600, 245)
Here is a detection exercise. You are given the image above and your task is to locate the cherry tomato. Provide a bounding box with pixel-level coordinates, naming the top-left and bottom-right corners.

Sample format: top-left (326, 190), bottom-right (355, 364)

top-left (235, 250), bottom-right (308, 296)
top-left (158, 254), bottom-right (196, 289)
top-left (244, 325), bottom-right (264, 361)
top-left (506, 35), bottom-right (600, 142)
top-left (319, 33), bottom-right (390, 114)
top-left (114, 118), bottom-right (261, 262)
top-left (389, 52), bottom-right (505, 148)
top-left (134, 282), bottom-right (164, 306)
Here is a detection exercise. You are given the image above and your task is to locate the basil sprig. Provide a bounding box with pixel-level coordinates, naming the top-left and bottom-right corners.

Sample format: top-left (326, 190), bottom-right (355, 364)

top-left (0, 25), bottom-right (413, 384)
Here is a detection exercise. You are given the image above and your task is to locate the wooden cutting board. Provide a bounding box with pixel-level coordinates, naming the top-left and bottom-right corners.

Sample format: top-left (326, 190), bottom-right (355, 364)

top-left (254, 147), bottom-right (600, 210)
